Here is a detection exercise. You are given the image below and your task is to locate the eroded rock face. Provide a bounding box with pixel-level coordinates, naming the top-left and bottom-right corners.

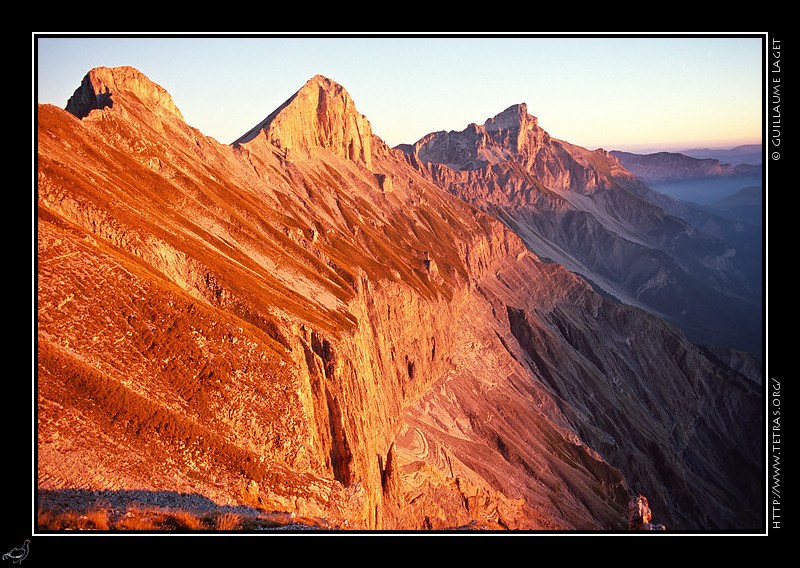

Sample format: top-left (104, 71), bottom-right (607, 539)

top-left (233, 74), bottom-right (375, 170)
top-left (628, 495), bottom-right (666, 531)
top-left (66, 66), bottom-right (184, 121)
top-left (37, 68), bottom-right (762, 531)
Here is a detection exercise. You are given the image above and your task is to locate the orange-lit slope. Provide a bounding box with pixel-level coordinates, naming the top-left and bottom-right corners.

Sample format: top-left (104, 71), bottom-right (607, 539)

top-left (37, 67), bottom-right (762, 531)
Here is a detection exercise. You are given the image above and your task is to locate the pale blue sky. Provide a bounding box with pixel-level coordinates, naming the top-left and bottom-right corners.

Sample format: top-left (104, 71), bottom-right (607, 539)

top-left (34, 33), bottom-right (765, 152)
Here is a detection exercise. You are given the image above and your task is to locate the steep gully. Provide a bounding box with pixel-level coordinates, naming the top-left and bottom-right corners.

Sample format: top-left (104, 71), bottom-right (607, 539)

top-left (36, 68), bottom-right (762, 531)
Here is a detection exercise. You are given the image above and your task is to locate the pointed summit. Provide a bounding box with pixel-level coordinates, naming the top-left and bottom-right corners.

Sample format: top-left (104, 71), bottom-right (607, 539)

top-left (481, 103), bottom-right (546, 157)
top-left (484, 103), bottom-right (537, 132)
top-left (234, 75), bottom-right (374, 169)
top-left (406, 102), bottom-right (548, 171)
top-left (65, 66), bottom-right (184, 121)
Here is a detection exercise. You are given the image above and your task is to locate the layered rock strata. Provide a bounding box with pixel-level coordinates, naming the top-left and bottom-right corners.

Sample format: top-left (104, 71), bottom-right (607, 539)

top-left (37, 68), bottom-right (762, 531)
top-left (401, 104), bottom-right (763, 359)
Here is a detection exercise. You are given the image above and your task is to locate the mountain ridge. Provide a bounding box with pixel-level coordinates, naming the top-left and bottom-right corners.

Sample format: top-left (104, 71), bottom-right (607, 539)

top-left (401, 103), bottom-right (762, 359)
top-left (610, 149), bottom-right (742, 183)
top-left (36, 67), bottom-right (763, 532)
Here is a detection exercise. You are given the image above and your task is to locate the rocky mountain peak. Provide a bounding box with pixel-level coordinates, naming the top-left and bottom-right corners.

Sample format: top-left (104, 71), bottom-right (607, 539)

top-left (483, 102), bottom-right (544, 156)
top-left (65, 66), bottom-right (184, 121)
top-left (233, 74), bottom-right (375, 169)
top-left (484, 102), bottom-right (537, 133)
top-left (404, 102), bottom-right (549, 172)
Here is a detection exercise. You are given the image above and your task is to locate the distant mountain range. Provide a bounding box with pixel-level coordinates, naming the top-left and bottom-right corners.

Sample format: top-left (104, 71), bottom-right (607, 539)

top-left (610, 148), bottom-right (762, 183)
top-left (679, 144), bottom-right (763, 166)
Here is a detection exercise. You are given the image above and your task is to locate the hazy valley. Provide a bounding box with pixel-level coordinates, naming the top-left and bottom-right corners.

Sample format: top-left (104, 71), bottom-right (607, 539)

top-left (35, 67), bottom-right (764, 532)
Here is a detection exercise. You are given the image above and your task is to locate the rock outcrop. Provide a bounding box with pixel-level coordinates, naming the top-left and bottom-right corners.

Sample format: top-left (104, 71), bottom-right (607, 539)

top-left (65, 65), bottom-right (184, 122)
top-left (37, 68), bottom-right (763, 532)
top-left (628, 495), bottom-right (666, 531)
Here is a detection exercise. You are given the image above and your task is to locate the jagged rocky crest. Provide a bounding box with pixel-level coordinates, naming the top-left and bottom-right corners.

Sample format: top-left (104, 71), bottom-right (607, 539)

top-left (400, 103), bottom-right (763, 360)
top-left (233, 74), bottom-right (377, 170)
top-left (36, 67), bottom-right (763, 531)
top-left (66, 66), bottom-right (184, 121)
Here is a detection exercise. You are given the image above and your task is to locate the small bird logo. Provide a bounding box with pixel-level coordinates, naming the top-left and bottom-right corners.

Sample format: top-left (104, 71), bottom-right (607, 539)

top-left (2, 540), bottom-right (29, 564)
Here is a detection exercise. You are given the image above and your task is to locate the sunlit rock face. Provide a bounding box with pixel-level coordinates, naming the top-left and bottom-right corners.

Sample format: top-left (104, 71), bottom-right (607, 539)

top-left (233, 74), bottom-right (375, 170)
top-left (37, 67), bottom-right (762, 531)
top-left (628, 495), bottom-right (666, 530)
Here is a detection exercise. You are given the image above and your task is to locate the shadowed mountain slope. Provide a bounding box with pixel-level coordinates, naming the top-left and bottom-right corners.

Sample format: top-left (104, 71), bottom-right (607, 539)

top-left (399, 105), bottom-right (762, 360)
